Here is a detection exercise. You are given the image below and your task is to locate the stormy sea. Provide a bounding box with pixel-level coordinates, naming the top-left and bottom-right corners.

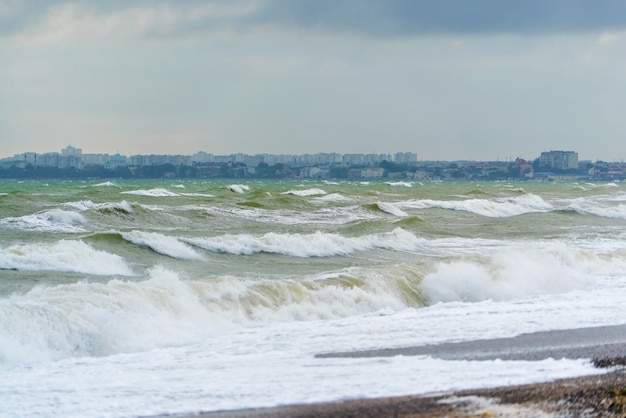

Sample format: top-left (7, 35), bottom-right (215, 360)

top-left (1, 179), bottom-right (625, 417)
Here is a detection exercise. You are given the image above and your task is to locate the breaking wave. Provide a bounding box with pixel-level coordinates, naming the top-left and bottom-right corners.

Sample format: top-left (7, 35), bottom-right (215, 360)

top-left (376, 202), bottom-right (408, 217)
top-left (565, 199), bottom-right (626, 220)
top-left (0, 209), bottom-right (88, 232)
top-left (93, 181), bottom-right (117, 187)
top-left (420, 245), bottom-right (595, 304)
top-left (399, 194), bottom-right (553, 217)
top-left (386, 181), bottom-right (413, 187)
top-left (281, 188), bottom-right (327, 197)
top-left (182, 228), bottom-right (425, 257)
top-left (0, 242), bottom-right (606, 364)
top-left (64, 200), bottom-right (134, 214)
top-left (0, 240), bottom-right (134, 275)
top-left (228, 184), bottom-right (250, 194)
top-left (122, 230), bottom-right (204, 260)
top-left (0, 266), bottom-right (220, 363)
top-left (121, 188), bottom-right (180, 197)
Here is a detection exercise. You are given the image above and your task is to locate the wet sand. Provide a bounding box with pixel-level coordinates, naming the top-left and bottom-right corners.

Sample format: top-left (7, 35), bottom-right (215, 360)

top-left (175, 325), bottom-right (626, 417)
top-left (317, 323), bottom-right (626, 362)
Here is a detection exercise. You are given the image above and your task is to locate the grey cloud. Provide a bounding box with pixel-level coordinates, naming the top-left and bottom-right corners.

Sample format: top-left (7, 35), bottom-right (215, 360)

top-left (3, 0), bottom-right (626, 40)
top-left (252, 0), bottom-right (626, 36)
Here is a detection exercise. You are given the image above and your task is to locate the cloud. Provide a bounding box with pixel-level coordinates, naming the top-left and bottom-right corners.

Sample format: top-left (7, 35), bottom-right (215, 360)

top-left (253, 0), bottom-right (626, 36)
top-left (3, 0), bottom-right (626, 42)
top-left (0, 0), bottom-right (257, 42)
top-left (597, 31), bottom-right (624, 45)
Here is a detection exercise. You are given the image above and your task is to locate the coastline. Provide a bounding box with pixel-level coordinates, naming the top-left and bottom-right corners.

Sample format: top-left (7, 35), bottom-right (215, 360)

top-left (173, 325), bottom-right (626, 418)
top-left (187, 370), bottom-right (626, 417)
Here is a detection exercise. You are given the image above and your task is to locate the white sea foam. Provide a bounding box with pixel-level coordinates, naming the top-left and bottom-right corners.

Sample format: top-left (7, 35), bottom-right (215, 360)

top-left (172, 184), bottom-right (186, 188)
top-left (0, 209), bottom-right (88, 232)
top-left (122, 230), bottom-right (204, 260)
top-left (386, 181), bottom-right (412, 187)
top-left (183, 228), bottom-right (424, 257)
top-left (565, 198), bottom-right (626, 220)
top-left (420, 245), bottom-right (595, 304)
top-left (64, 200), bottom-right (134, 213)
top-left (199, 204), bottom-right (371, 226)
top-left (400, 194), bottom-right (553, 217)
top-left (281, 188), bottom-right (327, 197)
top-left (121, 188), bottom-right (180, 197)
top-left (179, 193), bottom-right (215, 197)
top-left (602, 192), bottom-right (626, 202)
top-left (376, 202), bottom-right (408, 217)
top-left (0, 240), bottom-right (134, 275)
top-left (313, 193), bottom-right (349, 202)
top-left (93, 181), bottom-right (117, 187)
top-left (228, 184), bottom-right (250, 193)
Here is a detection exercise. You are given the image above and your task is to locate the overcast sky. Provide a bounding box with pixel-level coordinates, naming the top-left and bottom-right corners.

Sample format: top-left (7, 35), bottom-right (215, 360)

top-left (2, 0), bottom-right (626, 161)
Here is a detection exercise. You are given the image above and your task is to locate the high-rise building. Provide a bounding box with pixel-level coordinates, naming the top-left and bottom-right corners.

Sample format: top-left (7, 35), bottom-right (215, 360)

top-left (538, 151), bottom-right (578, 170)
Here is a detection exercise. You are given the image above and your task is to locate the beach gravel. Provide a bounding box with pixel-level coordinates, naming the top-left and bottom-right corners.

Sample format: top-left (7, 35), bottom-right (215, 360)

top-left (191, 369), bottom-right (626, 417)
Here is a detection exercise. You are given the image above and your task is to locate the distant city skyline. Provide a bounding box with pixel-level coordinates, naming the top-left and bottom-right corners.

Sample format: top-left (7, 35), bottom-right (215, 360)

top-left (2, 1), bottom-right (626, 161)
top-left (2, 144), bottom-right (589, 165)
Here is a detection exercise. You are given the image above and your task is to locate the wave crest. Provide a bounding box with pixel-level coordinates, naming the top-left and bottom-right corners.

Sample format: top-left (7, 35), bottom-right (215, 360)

top-left (0, 209), bottom-right (88, 232)
top-left (122, 230), bottom-right (204, 260)
top-left (183, 228), bottom-right (424, 257)
top-left (420, 245), bottom-right (594, 303)
top-left (400, 194), bottom-right (553, 217)
top-left (0, 240), bottom-right (134, 275)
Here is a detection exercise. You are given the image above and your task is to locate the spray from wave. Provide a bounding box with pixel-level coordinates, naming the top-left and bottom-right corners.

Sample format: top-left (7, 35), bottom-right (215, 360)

top-left (420, 245), bottom-right (595, 303)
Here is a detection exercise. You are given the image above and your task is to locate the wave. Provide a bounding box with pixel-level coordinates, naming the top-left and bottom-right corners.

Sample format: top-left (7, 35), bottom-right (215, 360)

top-left (0, 265), bottom-right (423, 363)
top-left (122, 230), bottom-right (205, 260)
top-left (0, 266), bottom-right (221, 363)
top-left (399, 194), bottom-right (553, 217)
top-left (385, 181), bottom-right (412, 187)
top-left (376, 202), bottom-right (408, 217)
top-left (313, 193), bottom-right (350, 202)
top-left (64, 200), bottom-right (134, 214)
top-left (121, 188), bottom-right (180, 197)
top-left (0, 209), bottom-right (88, 232)
top-left (93, 181), bottom-right (117, 187)
top-left (420, 244), bottom-right (595, 304)
top-left (281, 188), bottom-right (327, 197)
top-left (565, 200), bottom-right (626, 220)
top-left (182, 228), bottom-right (425, 257)
top-left (228, 184), bottom-right (250, 194)
top-left (179, 192), bottom-right (215, 197)
top-left (0, 242), bottom-right (605, 364)
top-left (0, 240), bottom-right (134, 275)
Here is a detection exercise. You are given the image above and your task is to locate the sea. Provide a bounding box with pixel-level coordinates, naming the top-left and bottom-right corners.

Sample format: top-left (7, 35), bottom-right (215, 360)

top-left (1, 178), bottom-right (626, 417)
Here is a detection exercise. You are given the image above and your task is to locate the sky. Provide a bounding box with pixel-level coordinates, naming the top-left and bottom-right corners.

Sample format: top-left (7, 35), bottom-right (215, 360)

top-left (2, 0), bottom-right (626, 161)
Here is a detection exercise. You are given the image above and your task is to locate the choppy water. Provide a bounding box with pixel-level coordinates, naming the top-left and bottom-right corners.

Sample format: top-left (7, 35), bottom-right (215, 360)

top-left (1, 179), bottom-right (626, 417)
